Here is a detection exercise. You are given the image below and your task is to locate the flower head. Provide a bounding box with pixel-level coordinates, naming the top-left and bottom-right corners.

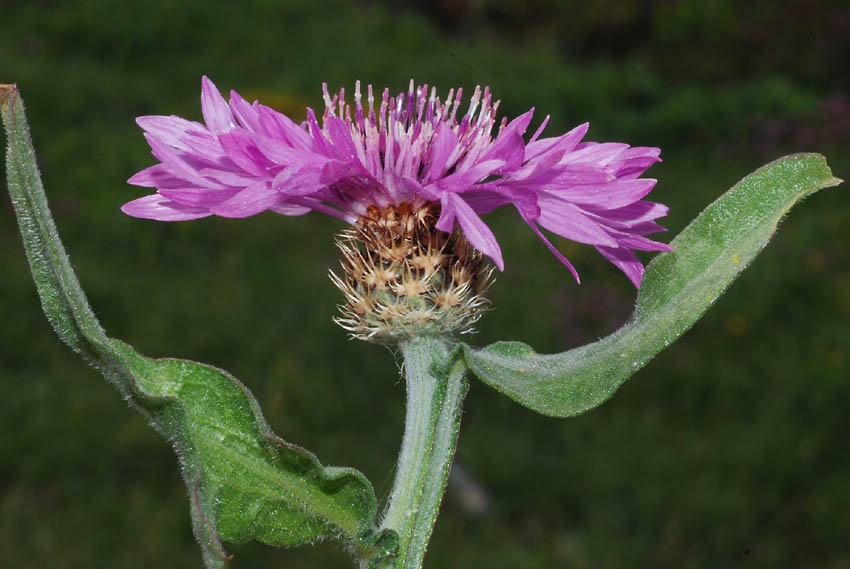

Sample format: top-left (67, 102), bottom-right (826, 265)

top-left (125, 76), bottom-right (671, 287)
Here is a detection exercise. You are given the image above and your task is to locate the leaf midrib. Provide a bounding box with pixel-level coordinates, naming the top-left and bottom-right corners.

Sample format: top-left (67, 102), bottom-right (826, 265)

top-left (196, 430), bottom-right (363, 539)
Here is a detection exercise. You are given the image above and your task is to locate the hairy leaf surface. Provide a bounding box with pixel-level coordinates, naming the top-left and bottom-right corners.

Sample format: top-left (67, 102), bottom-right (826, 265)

top-left (2, 85), bottom-right (396, 569)
top-left (463, 153), bottom-right (842, 417)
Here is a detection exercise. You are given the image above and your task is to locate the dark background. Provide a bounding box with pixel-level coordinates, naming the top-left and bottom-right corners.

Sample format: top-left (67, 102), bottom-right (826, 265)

top-left (1, 1), bottom-right (849, 567)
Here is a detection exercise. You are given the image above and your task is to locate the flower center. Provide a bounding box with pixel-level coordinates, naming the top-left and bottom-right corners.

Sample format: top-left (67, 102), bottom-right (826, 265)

top-left (331, 202), bottom-right (492, 343)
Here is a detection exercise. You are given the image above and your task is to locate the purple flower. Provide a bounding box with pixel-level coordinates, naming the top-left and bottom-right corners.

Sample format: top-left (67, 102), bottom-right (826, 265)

top-left (125, 76), bottom-right (672, 286)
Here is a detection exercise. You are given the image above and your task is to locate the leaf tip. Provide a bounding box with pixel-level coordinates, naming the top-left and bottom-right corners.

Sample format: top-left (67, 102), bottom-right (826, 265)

top-left (0, 84), bottom-right (18, 109)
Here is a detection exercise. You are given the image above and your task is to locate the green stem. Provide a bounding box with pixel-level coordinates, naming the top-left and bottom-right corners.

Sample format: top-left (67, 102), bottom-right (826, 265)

top-left (373, 336), bottom-right (468, 569)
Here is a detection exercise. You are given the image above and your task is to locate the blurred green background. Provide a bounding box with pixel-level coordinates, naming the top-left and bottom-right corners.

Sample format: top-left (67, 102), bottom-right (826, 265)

top-left (1, 1), bottom-right (849, 567)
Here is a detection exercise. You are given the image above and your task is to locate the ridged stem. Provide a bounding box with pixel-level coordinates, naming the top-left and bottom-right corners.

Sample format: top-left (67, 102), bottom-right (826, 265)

top-left (372, 336), bottom-right (468, 569)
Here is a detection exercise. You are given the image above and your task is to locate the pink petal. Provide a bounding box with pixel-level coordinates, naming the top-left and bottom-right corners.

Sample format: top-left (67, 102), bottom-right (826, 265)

top-left (500, 108), bottom-right (534, 137)
top-left (525, 122), bottom-right (588, 161)
top-left (158, 187), bottom-right (240, 208)
top-left (228, 90), bottom-right (262, 132)
top-left (201, 76), bottom-right (236, 133)
top-left (480, 109), bottom-right (534, 169)
top-left (548, 165), bottom-right (615, 185)
top-left (121, 194), bottom-right (211, 221)
top-left (462, 191), bottom-right (511, 215)
top-left (426, 123), bottom-right (459, 182)
top-left (128, 164), bottom-right (188, 189)
top-left (563, 142), bottom-right (630, 166)
top-left (209, 182), bottom-right (280, 218)
top-left (625, 221), bottom-right (668, 235)
top-left (144, 133), bottom-right (224, 189)
top-left (180, 129), bottom-right (228, 162)
top-left (398, 176), bottom-right (436, 202)
top-left (324, 116), bottom-right (358, 161)
top-left (269, 203), bottom-right (312, 216)
top-left (287, 197), bottom-right (356, 222)
top-left (217, 131), bottom-right (271, 177)
top-left (436, 159), bottom-right (505, 192)
top-left (536, 195), bottom-right (619, 247)
top-left (585, 201), bottom-right (669, 225)
top-left (480, 130), bottom-right (525, 175)
top-left (438, 193), bottom-right (504, 270)
top-left (319, 159), bottom-right (370, 186)
top-left (613, 147), bottom-right (662, 179)
top-left (606, 230), bottom-right (673, 252)
top-left (136, 115), bottom-right (208, 151)
top-left (197, 167), bottom-right (261, 188)
top-left (523, 216), bottom-right (580, 284)
top-left (596, 245), bottom-right (644, 288)
top-left (305, 108), bottom-right (332, 155)
top-left (248, 131), bottom-right (314, 165)
top-left (548, 178), bottom-right (657, 209)
top-left (273, 165), bottom-right (326, 196)
top-left (258, 105), bottom-right (314, 150)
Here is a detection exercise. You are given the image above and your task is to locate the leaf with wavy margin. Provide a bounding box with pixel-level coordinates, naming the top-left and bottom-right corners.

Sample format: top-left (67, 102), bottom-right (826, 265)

top-left (2, 84), bottom-right (397, 569)
top-left (462, 153), bottom-right (842, 417)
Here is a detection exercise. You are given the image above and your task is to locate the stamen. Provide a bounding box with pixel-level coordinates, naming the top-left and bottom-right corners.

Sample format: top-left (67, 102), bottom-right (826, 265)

top-left (405, 79), bottom-right (415, 125)
top-left (416, 84), bottom-right (427, 123)
top-left (354, 80), bottom-right (364, 128)
top-left (322, 83), bottom-right (333, 115)
top-left (338, 87), bottom-right (345, 118)
top-left (466, 86), bottom-right (482, 121)
top-left (379, 88), bottom-right (388, 133)
top-left (448, 88), bottom-right (461, 124)
top-left (367, 84), bottom-right (376, 123)
top-left (426, 86), bottom-right (436, 123)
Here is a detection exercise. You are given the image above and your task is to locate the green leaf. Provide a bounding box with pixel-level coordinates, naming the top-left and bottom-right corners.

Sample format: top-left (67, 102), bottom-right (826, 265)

top-left (462, 153), bottom-right (842, 417)
top-left (2, 85), bottom-right (396, 568)
top-left (107, 341), bottom-right (398, 567)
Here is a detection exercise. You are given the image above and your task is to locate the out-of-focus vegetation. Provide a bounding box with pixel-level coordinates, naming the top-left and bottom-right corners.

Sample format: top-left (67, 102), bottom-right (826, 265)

top-left (1, 1), bottom-right (848, 567)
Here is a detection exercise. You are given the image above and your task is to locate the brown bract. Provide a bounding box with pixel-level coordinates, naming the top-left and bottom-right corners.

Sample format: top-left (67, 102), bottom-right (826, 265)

top-left (0, 84), bottom-right (18, 108)
top-left (331, 202), bottom-right (493, 343)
